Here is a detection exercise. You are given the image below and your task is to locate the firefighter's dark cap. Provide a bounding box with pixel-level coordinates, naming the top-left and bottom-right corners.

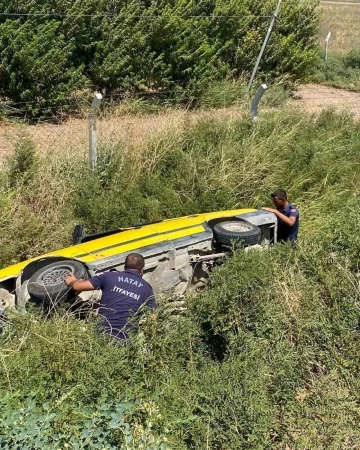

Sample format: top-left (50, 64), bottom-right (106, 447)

top-left (271, 189), bottom-right (287, 200)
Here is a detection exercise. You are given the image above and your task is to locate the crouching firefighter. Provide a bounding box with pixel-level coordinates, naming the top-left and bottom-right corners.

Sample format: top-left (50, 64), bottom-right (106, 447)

top-left (64, 253), bottom-right (156, 341)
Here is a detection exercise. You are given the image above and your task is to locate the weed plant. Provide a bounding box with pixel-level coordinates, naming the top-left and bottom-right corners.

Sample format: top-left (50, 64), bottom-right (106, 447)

top-left (310, 49), bottom-right (360, 92)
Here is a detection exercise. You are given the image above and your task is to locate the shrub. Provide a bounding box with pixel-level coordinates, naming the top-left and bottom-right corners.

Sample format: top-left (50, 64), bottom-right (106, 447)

top-left (344, 49), bottom-right (360, 70)
top-left (0, 19), bottom-right (89, 118)
top-left (0, 392), bottom-right (167, 449)
top-left (310, 49), bottom-right (360, 91)
top-left (7, 134), bottom-right (37, 188)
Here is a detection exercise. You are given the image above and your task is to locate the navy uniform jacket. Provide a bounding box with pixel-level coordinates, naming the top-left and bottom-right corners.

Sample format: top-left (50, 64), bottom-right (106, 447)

top-left (89, 269), bottom-right (156, 340)
top-left (276, 203), bottom-right (299, 242)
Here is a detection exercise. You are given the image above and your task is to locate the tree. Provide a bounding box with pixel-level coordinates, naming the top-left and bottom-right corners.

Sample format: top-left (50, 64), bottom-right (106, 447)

top-left (0, 0), bottom-right (320, 117)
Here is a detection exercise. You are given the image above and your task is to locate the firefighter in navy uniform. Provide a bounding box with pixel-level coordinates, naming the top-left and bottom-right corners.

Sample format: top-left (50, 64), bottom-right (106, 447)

top-left (64, 253), bottom-right (156, 341)
top-left (262, 189), bottom-right (299, 244)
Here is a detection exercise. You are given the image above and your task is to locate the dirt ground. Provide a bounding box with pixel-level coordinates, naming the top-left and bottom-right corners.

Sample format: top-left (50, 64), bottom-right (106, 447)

top-left (0, 107), bottom-right (247, 165)
top-left (321, 1), bottom-right (360, 5)
top-left (290, 84), bottom-right (360, 119)
top-left (0, 84), bottom-right (359, 164)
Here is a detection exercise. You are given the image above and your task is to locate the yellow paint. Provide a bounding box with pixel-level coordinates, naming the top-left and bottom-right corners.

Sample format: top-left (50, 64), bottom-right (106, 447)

top-left (0, 208), bottom-right (255, 281)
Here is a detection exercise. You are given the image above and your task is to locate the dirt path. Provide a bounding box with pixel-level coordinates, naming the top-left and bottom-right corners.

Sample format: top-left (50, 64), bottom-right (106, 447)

top-left (320, 0), bottom-right (360, 5)
top-left (290, 84), bottom-right (360, 120)
top-left (321, 1), bottom-right (360, 5)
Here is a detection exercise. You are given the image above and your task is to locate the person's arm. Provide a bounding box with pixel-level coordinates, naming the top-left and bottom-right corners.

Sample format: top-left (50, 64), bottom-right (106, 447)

top-left (64, 274), bottom-right (96, 292)
top-left (138, 288), bottom-right (156, 324)
top-left (146, 288), bottom-right (157, 320)
top-left (147, 288), bottom-right (156, 311)
top-left (261, 207), bottom-right (297, 227)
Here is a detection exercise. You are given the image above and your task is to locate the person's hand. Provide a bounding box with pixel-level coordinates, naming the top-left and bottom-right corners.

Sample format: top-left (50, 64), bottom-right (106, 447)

top-left (262, 207), bottom-right (276, 213)
top-left (64, 273), bottom-right (77, 287)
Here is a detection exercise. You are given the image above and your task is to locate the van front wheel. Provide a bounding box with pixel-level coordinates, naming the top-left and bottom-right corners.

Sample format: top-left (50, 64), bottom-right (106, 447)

top-left (27, 260), bottom-right (88, 305)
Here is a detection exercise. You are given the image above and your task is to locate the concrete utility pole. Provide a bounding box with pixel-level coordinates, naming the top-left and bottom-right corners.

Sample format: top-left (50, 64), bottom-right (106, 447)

top-left (324, 31), bottom-right (331, 62)
top-left (251, 84), bottom-right (268, 122)
top-left (247, 0), bottom-right (283, 94)
top-left (89, 93), bottom-right (103, 169)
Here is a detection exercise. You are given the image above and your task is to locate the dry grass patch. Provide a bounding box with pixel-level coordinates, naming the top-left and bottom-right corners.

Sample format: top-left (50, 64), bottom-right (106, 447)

top-left (320, 2), bottom-right (360, 53)
top-left (0, 107), bottom-right (248, 164)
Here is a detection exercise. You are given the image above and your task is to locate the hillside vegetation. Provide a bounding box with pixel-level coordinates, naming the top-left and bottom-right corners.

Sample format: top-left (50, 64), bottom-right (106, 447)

top-left (0, 0), bottom-right (319, 117)
top-left (1, 108), bottom-right (360, 448)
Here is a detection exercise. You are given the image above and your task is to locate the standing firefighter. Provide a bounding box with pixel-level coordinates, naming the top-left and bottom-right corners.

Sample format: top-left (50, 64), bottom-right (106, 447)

top-left (64, 253), bottom-right (156, 341)
top-left (262, 189), bottom-right (299, 244)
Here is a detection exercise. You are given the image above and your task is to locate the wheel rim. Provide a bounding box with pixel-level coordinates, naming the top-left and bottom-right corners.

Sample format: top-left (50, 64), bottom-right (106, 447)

top-left (37, 265), bottom-right (73, 287)
top-left (221, 222), bottom-right (253, 233)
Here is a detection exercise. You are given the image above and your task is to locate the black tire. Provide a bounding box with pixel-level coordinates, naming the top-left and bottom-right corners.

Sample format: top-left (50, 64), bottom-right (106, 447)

top-left (27, 260), bottom-right (88, 304)
top-left (214, 220), bottom-right (261, 247)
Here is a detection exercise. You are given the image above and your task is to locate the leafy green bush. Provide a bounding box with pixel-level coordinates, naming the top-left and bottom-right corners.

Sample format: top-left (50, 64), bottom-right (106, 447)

top-left (344, 49), bottom-right (360, 70)
top-left (0, 0), bottom-right (319, 116)
top-left (0, 393), bottom-right (167, 449)
top-left (0, 19), bottom-right (89, 118)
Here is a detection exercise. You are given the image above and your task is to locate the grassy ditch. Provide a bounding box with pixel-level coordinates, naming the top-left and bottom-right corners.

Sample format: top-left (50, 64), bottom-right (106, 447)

top-left (1, 245), bottom-right (360, 448)
top-left (1, 108), bottom-right (360, 448)
top-left (0, 107), bottom-right (359, 266)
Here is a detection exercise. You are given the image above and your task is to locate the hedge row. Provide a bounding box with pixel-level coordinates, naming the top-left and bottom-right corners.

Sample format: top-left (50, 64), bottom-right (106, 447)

top-left (0, 0), bottom-right (319, 116)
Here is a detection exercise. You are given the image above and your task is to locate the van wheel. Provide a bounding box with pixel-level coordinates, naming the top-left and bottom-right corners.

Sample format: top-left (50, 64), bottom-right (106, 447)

top-left (27, 260), bottom-right (88, 305)
top-left (214, 221), bottom-right (261, 247)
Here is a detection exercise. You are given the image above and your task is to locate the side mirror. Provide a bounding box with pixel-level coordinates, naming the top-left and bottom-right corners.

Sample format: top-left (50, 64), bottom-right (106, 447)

top-left (72, 224), bottom-right (85, 245)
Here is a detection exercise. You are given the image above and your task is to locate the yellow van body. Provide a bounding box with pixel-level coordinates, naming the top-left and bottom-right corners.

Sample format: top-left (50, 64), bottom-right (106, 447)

top-left (0, 208), bottom-right (277, 309)
top-left (0, 209), bottom-right (256, 282)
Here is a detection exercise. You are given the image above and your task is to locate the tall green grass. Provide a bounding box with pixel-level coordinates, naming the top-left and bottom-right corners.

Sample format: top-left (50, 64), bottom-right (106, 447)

top-left (1, 108), bottom-right (360, 448)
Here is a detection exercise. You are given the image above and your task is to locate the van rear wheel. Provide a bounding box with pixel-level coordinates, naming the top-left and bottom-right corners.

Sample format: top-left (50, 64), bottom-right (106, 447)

top-left (214, 221), bottom-right (261, 247)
